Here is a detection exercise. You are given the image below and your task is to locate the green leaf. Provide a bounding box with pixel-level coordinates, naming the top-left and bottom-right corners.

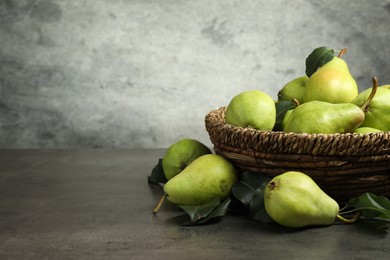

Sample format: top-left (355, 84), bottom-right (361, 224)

top-left (359, 219), bottom-right (390, 231)
top-left (305, 46), bottom-right (335, 77)
top-left (273, 101), bottom-right (297, 131)
top-left (231, 172), bottom-right (271, 207)
top-left (147, 158), bottom-right (168, 185)
top-left (345, 193), bottom-right (390, 220)
top-left (231, 172), bottom-right (273, 223)
top-left (196, 198), bottom-right (231, 225)
top-left (178, 197), bottom-right (221, 225)
top-left (249, 183), bottom-right (274, 223)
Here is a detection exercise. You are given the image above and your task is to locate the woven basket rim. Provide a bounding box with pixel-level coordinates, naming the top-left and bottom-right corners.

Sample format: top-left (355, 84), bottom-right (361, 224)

top-left (205, 106), bottom-right (390, 157)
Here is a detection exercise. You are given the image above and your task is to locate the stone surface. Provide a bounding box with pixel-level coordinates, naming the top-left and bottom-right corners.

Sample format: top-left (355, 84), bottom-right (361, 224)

top-left (0, 0), bottom-right (390, 148)
top-left (0, 149), bottom-right (389, 259)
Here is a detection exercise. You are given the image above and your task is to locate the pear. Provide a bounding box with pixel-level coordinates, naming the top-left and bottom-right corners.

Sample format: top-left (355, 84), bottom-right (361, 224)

top-left (354, 127), bottom-right (382, 134)
top-left (264, 171), bottom-right (339, 228)
top-left (277, 76), bottom-right (308, 104)
top-left (225, 90), bottom-right (276, 130)
top-left (351, 79), bottom-right (390, 131)
top-left (283, 101), bottom-right (365, 134)
top-left (163, 154), bottom-right (238, 206)
top-left (281, 109), bottom-right (293, 131)
top-left (303, 56), bottom-right (358, 103)
top-left (381, 84), bottom-right (390, 89)
top-left (162, 139), bottom-right (211, 180)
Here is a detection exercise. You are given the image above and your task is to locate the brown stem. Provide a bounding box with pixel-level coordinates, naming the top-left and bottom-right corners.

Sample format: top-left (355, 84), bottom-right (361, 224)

top-left (152, 194), bottom-right (167, 214)
top-left (338, 48), bottom-right (347, 58)
top-left (360, 77), bottom-right (378, 112)
top-left (292, 98), bottom-right (301, 107)
top-left (336, 211), bottom-right (362, 224)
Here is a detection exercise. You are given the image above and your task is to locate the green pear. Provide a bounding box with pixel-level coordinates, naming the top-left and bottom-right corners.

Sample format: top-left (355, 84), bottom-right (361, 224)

top-left (225, 90), bottom-right (276, 130)
top-left (303, 57), bottom-right (358, 103)
top-left (272, 100), bottom-right (298, 131)
top-left (380, 84), bottom-right (390, 89)
top-left (354, 127), bottom-right (382, 134)
top-left (162, 139), bottom-right (211, 180)
top-left (264, 171), bottom-right (339, 228)
top-left (277, 76), bottom-right (308, 103)
top-left (351, 84), bottom-right (390, 131)
top-left (283, 101), bottom-right (365, 134)
top-left (281, 109), bottom-right (293, 130)
top-left (319, 55), bottom-right (349, 71)
top-left (164, 154), bottom-right (237, 206)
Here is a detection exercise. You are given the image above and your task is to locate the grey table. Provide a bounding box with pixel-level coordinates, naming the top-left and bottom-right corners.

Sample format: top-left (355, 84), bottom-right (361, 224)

top-left (0, 149), bottom-right (389, 259)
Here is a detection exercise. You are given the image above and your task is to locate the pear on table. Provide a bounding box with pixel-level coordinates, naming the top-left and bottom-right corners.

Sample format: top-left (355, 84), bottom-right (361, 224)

top-left (153, 154), bottom-right (238, 213)
top-left (162, 138), bottom-right (211, 180)
top-left (164, 154), bottom-right (237, 206)
top-left (264, 171), bottom-right (340, 228)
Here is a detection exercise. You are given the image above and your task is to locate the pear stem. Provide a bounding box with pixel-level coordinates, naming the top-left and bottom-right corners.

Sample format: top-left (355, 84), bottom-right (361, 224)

top-left (336, 211), bottom-right (362, 224)
top-left (337, 48), bottom-right (347, 58)
top-left (360, 77), bottom-right (378, 112)
top-left (292, 98), bottom-right (301, 107)
top-left (152, 194), bottom-right (167, 214)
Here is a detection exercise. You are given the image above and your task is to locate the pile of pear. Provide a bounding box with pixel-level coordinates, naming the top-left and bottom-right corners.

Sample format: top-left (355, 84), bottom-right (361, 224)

top-left (225, 54), bottom-right (390, 135)
top-left (153, 139), bottom-right (238, 214)
top-left (154, 138), bottom-right (344, 229)
top-left (152, 49), bottom-right (390, 229)
top-left (279, 55), bottom-right (390, 134)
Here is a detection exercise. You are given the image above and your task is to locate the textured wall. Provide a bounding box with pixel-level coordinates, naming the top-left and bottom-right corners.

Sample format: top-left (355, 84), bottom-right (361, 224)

top-left (1, 0), bottom-right (390, 148)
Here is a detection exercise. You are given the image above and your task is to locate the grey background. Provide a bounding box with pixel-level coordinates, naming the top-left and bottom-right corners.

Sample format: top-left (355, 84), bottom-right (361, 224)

top-left (1, 0), bottom-right (390, 149)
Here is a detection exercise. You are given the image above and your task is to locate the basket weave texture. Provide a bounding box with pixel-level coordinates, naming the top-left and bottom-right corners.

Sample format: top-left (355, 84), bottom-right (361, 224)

top-left (205, 107), bottom-right (390, 202)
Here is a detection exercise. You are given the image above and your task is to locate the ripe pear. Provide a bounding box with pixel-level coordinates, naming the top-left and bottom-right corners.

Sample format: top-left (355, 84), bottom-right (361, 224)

top-left (380, 84), bottom-right (390, 89)
top-left (162, 139), bottom-right (211, 180)
top-left (351, 85), bottom-right (390, 131)
top-left (354, 127), bottom-right (382, 134)
top-left (303, 57), bottom-right (358, 103)
top-left (281, 109), bottom-right (293, 130)
top-left (164, 154), bottom-right (237, 206)
top-left (277, 76), bottom-right (308, 103)
top-left (264, 171), bottom-right (339, 228)
top-left (283, 101), bottom-right (365, 134)
top-left (225, 90), bottom-right (276, 130)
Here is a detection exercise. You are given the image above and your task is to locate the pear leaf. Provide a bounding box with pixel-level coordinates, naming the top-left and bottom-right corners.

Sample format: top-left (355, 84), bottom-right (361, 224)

top-left (249, 183), bottom-right (274, 223)
top-left (195, 198), bottom-right (231, 225)
top-left (178, 197), bottom-right (222, 225)
top-left (232, 171), bottom-right (271, 207)
top-left (231, 171), bottom-right (272, 223)
top-left (147, 158), bottom-right (168, 185)
top-left (273, 101), bottom-right (297, 131)
top-left (344, 193), bottom-right (390, 221)
top-left (305, 46), bottom-right (335, 77)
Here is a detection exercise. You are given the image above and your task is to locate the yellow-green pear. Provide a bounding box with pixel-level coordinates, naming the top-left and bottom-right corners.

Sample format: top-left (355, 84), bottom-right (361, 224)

top-left (164, 154), bottom-right (237, 206)
top-left (283, 101), bottom-right (365, 134)
top-left (264, 171), bottom-right (339, 228)
top-left (278, 76), bottom-right (308, 103)
top-left (319, 56), bottom-right (349, 71)
top-left (351, 84), bottom-right (390, 131)
top-left (162, 139), bottom-right (211, 180)
top-left (380, 84), bottom-right (390, 89)
top-left (354, 127), bottom-right (382, 134)
top-left (225, 90), bottom-right (276, 130)
top-left (281, 109), bottom-right (293, 131)
top-left (303, 57), bottom-right (358, 103)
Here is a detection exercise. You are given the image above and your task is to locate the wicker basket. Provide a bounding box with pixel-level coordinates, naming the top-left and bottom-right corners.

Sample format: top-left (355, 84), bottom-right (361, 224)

top-left (205, 107), bottom-right (390, 203)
